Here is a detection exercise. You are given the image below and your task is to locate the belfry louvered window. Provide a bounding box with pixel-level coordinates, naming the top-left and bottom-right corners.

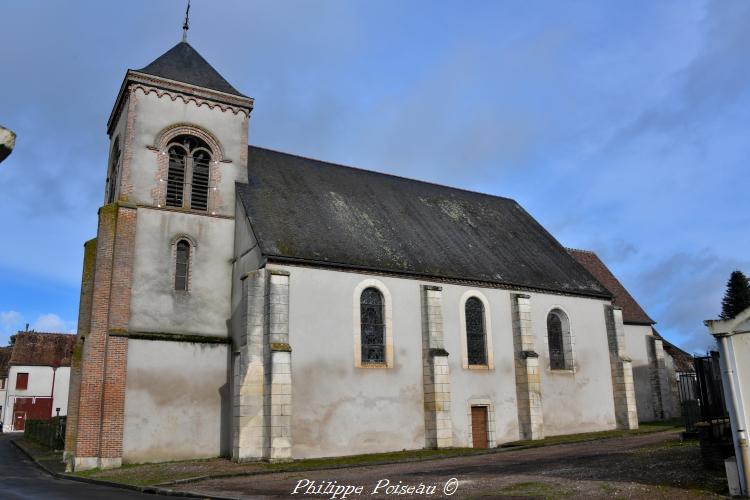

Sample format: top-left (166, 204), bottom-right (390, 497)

top-left (175, 240), bottom-right (190, 291)
top-left (106, 137), bottom-right (121, 204)
top-left (165, 135), bottom-right (212, 211)
top-left (466, 297), bottom-right (487, 365)
top-left (547, 311), bottom-right (566, 369)
top-left (360, 287), bottom-right (385, 364)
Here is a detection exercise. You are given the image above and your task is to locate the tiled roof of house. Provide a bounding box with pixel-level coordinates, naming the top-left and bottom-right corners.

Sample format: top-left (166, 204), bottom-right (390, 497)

top-left (567, 249), bottom-right (655, 325)
top-left (0, 346), bottom-right (12, 379)
top-left (237, 146), bottom-right (611, 299)
top-left (653, 330), bottom-right (694, 372)
top-left (9, 332), bottom-right (76, 368)
top-left (136, 41), bottom-right (245, 97)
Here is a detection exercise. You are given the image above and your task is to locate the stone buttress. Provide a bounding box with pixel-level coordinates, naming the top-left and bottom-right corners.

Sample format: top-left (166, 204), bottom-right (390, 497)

top-left (510, 293), bottom-right (544, 440)
top-left (420, 285), bottom-right (453, 449)
top-left (233, 268), bottom-right (292, 462)
top-left (604, 305), bottom-right (639, 429)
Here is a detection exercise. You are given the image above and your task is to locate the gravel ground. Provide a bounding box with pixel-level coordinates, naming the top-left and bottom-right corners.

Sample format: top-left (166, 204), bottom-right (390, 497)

top-left (173, 431), bottom-right (727, 499)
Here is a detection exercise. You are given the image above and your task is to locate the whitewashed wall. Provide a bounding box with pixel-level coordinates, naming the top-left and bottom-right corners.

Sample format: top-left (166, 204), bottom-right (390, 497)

top-left (624, 324), bottom-right (658, 421)
top-left (121, 338), bottom-right (230, 463)
top-left (272, 264), bottom-right (618, 458)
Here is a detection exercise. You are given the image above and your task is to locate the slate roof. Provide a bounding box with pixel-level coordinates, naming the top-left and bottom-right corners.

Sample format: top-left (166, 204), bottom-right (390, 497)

top-left (567, 249), bottom-right (655, 325)
top-left (136, 41), bottom-right (245, 97)
top-left (238, 146), bottom-right (611, 298)
top-left (0, 346), bottom-right (11, 379)
top-left (9, 332), bottom-right (76, 368)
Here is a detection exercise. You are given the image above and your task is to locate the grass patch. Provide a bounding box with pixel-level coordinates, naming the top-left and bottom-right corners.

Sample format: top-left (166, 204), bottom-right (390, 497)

top-left (261, 447), bottom-right (481, 472)
top-left (501, 420), bottom-right (682, 449)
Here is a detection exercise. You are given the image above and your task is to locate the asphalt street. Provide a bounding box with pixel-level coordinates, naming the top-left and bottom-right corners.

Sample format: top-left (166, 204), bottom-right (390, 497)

top-left (0, 433), bottom-right (180, 500)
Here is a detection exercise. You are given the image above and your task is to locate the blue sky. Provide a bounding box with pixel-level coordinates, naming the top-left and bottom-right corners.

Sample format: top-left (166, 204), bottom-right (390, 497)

top-left (1, 1), bottom-right (748, 353)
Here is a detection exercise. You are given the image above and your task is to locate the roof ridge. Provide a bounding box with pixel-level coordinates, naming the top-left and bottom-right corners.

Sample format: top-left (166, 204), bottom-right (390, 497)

top-left (15, 331), bottom-right (73, 336)
top-left (565, 247), bottom-right (597, 255)
top-left (248, 145), bottom-right (518, 204)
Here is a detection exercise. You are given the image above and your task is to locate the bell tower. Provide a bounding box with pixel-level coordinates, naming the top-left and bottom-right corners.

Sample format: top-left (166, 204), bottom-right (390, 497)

top-left (65, 30), bottom-right (253, 470)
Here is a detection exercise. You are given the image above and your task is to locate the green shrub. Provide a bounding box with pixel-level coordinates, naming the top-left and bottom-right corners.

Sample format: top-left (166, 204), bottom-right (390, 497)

top-left (23, 417), bottom-right (66, 449)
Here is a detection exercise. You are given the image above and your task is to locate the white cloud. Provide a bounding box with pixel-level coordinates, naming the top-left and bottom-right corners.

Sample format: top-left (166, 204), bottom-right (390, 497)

top-left (31, 313), bottom-right (69, 333)
top-left (1, 311), bottom-right (23, 333)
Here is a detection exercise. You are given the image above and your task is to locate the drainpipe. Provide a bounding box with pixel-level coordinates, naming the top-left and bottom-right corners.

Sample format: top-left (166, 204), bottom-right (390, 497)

top-left (50, 367), bottom-right (57, 420)
top-left (719, 335), bottom-right (750, 496)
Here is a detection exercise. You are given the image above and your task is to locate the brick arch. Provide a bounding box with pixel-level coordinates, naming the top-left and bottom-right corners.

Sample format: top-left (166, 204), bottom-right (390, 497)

top-left (150, 124), bottom-right (225, 212)
top-left (154, 123), bottom-right (225, 161)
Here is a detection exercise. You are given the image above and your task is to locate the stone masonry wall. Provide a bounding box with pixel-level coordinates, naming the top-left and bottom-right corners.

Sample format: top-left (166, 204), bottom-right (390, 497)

top-left (233, 268), bottom-right (292, 462)
top-left (420, 285), bottom-right (452, 449)
top-left (510, 293), bottom-right (544, 440)
top-left (604, 305), bottom-right (638, 429)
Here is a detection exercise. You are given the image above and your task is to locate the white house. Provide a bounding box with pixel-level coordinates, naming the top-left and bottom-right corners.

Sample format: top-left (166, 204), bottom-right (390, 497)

top-left (1, 332), bottom-right (75, 432)
top-left (706, 307), bottom-right (750, 496)
top-left (0, 346), bottom-right (11, 427)
top-left (65, 38), bottom-right (645, 471)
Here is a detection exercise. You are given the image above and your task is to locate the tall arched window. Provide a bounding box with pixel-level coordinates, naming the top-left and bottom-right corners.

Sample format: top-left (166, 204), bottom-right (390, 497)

top-left (360, 287), bottom-right (385, 364)
top-left (166, 135), bottom-right (212, 211)
top-left (547, 309), bottom-right (572, 370)
top-left (465, 297), bottom-right (487, 365)
top-left (106, 137), bottom-right (121, 204)
top-left (175, 240), bottom-right (190, 291)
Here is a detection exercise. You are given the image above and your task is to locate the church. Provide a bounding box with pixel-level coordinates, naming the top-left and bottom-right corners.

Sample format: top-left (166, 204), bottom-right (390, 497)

top-left (64, 35), bottom-right (656, 471)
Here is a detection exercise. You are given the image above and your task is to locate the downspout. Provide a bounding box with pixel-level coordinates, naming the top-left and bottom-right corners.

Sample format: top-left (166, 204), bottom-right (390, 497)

top-left (719, 335), bottom-right (750, 496)
top-left (50, 366), bottom-right (57, 419)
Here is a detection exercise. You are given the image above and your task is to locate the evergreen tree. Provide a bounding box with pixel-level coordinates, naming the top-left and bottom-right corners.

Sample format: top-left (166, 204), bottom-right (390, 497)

top-left (720, 270), bottom-right (750, 319)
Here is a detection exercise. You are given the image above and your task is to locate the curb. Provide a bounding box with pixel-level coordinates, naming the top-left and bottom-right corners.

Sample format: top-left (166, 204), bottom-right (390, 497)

top-left (10, 439), bottom-right (238, 500)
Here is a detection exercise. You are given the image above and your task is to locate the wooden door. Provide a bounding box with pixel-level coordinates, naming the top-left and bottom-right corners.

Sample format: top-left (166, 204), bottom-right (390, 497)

top-left (471, 406), bottom-right (488, 448)
top-left (13, 411), bottom-right (26, 431)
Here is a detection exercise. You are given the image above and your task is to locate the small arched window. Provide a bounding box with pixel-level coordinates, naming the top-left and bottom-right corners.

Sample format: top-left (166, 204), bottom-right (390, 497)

top-left (175, 240), bottom-right (191, 291)
top-left (547, 310), bottom-right (572, 370)
top-left (166, 135), bottom-right (212, 211)
top-left (106, 137), bottom-right (121, 204)
top-left (360, 287), bottom-right (385, 364)
top-left (465, 297), bottom-right (487, 365)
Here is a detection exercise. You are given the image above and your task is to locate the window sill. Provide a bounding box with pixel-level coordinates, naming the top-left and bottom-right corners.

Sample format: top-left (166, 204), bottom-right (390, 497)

top-left (465, 364), bottom-right (493, 371)
top-left (359, 363), bottom-right (389, 369)
top-left (548, 367), bottom-right (576, 374)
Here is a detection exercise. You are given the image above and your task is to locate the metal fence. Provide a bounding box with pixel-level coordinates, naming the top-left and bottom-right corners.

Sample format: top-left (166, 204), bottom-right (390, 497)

top-left (677, 371), bottom-right (699, 433)
top-left (692, 352), bottom-right (733, 468)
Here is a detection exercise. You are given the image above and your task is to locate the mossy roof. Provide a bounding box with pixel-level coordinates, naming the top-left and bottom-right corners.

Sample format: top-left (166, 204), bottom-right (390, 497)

top-left (237, 146), bottom-right (610, 299)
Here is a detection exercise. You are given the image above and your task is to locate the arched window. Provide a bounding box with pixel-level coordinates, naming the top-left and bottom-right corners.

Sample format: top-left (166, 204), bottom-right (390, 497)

top-left (165, 135), bottom-right (212, 211)
top-left (175, 240), bottom-right (190, 291)
top-left (547, 309), bottom-right (572, 370)
top-left (465, 297), bottom-right (487, 365)
top-left (106, 137), bottom-right (121, 204)
top-left (360, 287), bottom-right (385, 364)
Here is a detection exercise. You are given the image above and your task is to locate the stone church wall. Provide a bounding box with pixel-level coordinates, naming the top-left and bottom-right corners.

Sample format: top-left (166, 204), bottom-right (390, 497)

top-left (121, 338), bottom-right (230, 463)
top-left (626, 324), bottom-right (659, 421)
top-left (122, 89), bottom-right (248, 215)
top-left (269, 264), bottom-right (618, 458)
top-left (129, 208), bottom-right (234, 337)
top-left (534, 295), bottom-right (617, 436)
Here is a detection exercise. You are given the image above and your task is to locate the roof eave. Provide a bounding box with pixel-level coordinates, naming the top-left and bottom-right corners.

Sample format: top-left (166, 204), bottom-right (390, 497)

top-left (264, 254), bottom-right (613, 300)
top-left (106, 70), bottom-right (254, 136)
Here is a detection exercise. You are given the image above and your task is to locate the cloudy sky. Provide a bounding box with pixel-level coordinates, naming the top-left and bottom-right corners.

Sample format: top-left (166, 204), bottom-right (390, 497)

top-left (1, 1), bottom-right (747, 353)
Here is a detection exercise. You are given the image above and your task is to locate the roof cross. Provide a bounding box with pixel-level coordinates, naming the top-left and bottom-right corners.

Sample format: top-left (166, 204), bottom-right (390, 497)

top-left (182, 0), bottom-right (191, 42)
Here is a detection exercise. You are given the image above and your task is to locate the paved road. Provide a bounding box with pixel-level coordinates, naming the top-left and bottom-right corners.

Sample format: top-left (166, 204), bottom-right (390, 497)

top-left (0, 433), bottom-right (179, 500)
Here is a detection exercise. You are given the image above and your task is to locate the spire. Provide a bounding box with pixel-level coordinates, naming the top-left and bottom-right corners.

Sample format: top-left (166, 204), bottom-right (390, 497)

top-left (182, 0), bottom-right (191, 42)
